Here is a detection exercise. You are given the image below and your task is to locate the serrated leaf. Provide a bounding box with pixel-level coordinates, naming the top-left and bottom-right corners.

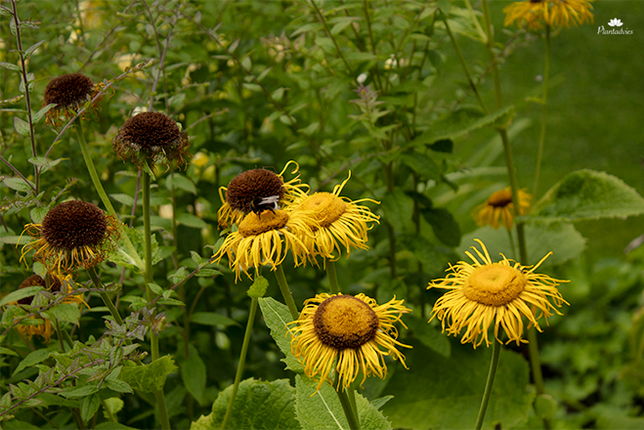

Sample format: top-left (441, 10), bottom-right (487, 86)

top-left (190, 250), bottom-right (204, 265)
top-left (190, 312), bottom-right (238, 327)
top-left (13, 116), bottom-right (30, 136)
top-left (13, 348), bottom-right (51, 375)
top-left (180, 346), bottom-right (206, 404)
top-left (381, 340), bottom-right (532, 429)
top-left (60, 384), bottom-right (99, 398)
top-left (258, 297), bottom-right (302, 373)
top-left (0, 346), bottom-right (18, 356)
top-left (532, 169), bottom-right (644, 222)
top-left (44, 303), bottom-right (81, 325)
top-left (408, 106), bottom-right (515, 148)
top-left (166, 173), bottom-right (197, 194)
top-left (119, 356), bottom-right (177, 393)
top-left (2, 176), bottom-right (35, 193)
top-left (423, 207), bottom-right (461, 247)
top-left (27, 156), bottom-right (62, 172)
top-left (190, 378), bottom-right (298, 430)
top-left (0, 286), bottom-right (44, 307)
top-left (400, 151), bottom-right (441, 182)
top-left (195, 268), bottom-right (221, 277)
top-left (295, 375), bottom-right (392, 430)
top-left (177, 213), bottom-right (207, 229)
top-left (381, 188), bottom-right (414, 232)
top-left (168, 266), bottom-right (189, 285)
top-left (80, 393), bottom-right (101, 422)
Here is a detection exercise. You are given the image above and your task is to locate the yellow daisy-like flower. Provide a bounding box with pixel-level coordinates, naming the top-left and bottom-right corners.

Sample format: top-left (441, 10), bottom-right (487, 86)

top-left (428, 239), bottom-right (569, 348)
top-left (43, 73), bottom-right (107, 128)
top-left (10, 273), bottom-right (86, 342)
top-left (19, 200), bottom-right (120, 274)
top-left (213, 208), bottom-right (315, 281)
top-left (288, 293), bottom-right (411, 393)
top-left (504, 0), bottom-right (594, 30)
top-left (473, 187), bottom-right (531, 230)
top-left (289, 172), bottom-right (379, 261)
top-left (217, 161), bottom-right (309, 229)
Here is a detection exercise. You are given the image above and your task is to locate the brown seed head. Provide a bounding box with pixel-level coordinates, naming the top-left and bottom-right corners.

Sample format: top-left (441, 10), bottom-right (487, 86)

top-left (44, 73), bottom-right (95, 107)
top-left (17, 274), bottom-right (63, 304)
top-left (113, 112), bottom-right (190, 167)
top-left (226, 169), bottom-right (285, 213)
top-left (41, 201), bottom-right (108, 251)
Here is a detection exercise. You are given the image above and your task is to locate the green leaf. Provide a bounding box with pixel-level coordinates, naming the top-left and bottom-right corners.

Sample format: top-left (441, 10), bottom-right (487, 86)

top-left (460, 223), bottom-right (586, 267)
top-left (381, 340), bottom-right (533, 429)
top-left (13, 116), bottom-right (30, 137)
top-left (180, 346), bottom-right (206, 404)
top-left (29, 206), bottom-right (48, 224)
top-left (95, 423), bottom-right (138, 430)
top-left (190, 312), bottom-right (238, 327)
top-left (248, 276), bottom-right (268, 299)
top-left (177, 213), bottom-right (208, 229)
top-left (2, 176), bottom-right (35, 193)
top-left (295, 375), bottom-right (392, 430)
top-left (408, 106), bottom-right (515, 148)
top-left (119, 356), bottom-right (177, 393)
top-left (44, 303), bottom-right (81, 325)
top-left (532, 169), bottom-right (644, 222)
top-left (381, 188), bottom-right (414, 232)
top-left (0, 286), bottom-right (44, 307)
top-left (60, 384), bottom-right (99, 398)
top-left (166, 173), bottom-right (197, 194)
top-left (110, 193), bottom-right (135, 207)
top-left (399, 151), bottom-right (441, 182)
top-left (13, 348), bottom-right (51, 375)
top-left (190, 378), bottom-right (298, 430)
top-left (32, 103), bottom-right (56, 124)
top-left (168, 266), bottom-right (190, 285)
top-left (405, 314), bottom-right (450, 357)
top-left (80, 393), bottom-right (101, 423)
top-left (27, 156), bottom-right (62, 173)
top-left (290, 22), bottom-right (323, 37)
top-left (24, 40), bottom-right (45, 59)
top-left (105, 378), bottom-right (133, 394)
top-left (423, 207), bottom-right (461, 247)
top-left (0, 346), bottom-right (18, 356)
top-left (258, 297), bottom-right (302, 373)
top-left (0, 61), bottom-right (20, 71)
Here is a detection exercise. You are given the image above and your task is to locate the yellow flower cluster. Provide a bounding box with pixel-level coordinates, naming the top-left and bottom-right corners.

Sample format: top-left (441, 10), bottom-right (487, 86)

top-left (504, 0), bottom-right (594, 30)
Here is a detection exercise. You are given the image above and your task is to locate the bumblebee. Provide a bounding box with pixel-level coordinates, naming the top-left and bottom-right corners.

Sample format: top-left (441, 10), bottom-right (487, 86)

top-left (250, 195), bottom-right (280, 216)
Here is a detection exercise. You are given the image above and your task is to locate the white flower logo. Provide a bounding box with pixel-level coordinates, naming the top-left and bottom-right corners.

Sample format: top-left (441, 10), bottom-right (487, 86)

top-left (608, 18), bottom-right (623, 27)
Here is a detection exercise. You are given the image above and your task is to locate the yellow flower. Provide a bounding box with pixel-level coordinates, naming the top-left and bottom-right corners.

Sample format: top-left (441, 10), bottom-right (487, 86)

top-left (289, 172), bottom-right (379, 261)
top-left (288, 293), bottom-right (411, 393)
top-left (217, 161), bottom-right (309, 229)
top-left (473, 187), bottom-right (531, 230)
top-left (213, 209), bottom-right (315, 281)
top-left (504, 0), bottom-right (594, 30)
top-left (43, 73), bottom-right (106, 128)
top-left (19, 200), bottom-right (120, 274)
top-left (10, 273), bottom-right (86, 342)
top-left (428, 239), bottom-right (568, 348)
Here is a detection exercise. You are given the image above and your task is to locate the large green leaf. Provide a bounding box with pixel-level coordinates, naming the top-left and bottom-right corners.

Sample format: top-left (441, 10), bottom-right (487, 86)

top-left (381, 340), bottom-right (533, 429)
top-left (190, 378), bottom-right (299, 430)
top-left (119, 356), bottom-right (177, 393)
top-left (460, 222), bottom-right (586, 267)
top-left (407, 106), bottom-right (515, 148)
top-left (180, 345), bottom-right (207, 405)
top-left (381, 189), bottom-right (414, 232)
top-left (258, 297), bottom-right (302, 373)
top-left (532, 169), bottom-right (644, 222)
top-left (295, 375), bottom-right (391, 430)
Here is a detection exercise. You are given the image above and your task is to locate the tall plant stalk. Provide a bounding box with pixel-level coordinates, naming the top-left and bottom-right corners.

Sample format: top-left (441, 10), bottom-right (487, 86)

top-left (533, 25), bottom-right (551, 197)
top-left (474, 341), bottom-right (501, 430)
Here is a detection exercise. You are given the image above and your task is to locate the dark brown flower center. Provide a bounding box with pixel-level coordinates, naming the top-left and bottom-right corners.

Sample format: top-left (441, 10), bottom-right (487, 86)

top-left (488, 189), bottom-right (513, 208)
top-left (226, 169), bottom-right (285, 213)
top-left (17, 274), bottom-right (63, 305)
top-left (43, 73), bottom-right (94, 107)
top-left (313, 295), bottom-right (379, 350)
top-left (41, 201), bottom-right (108, 251)
top-left (117, 112), bottom-right (181, 151)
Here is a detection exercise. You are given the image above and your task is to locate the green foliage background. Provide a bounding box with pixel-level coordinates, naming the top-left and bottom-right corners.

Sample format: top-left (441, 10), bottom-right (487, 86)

top-left (1, 0), bottom-right (644, 429)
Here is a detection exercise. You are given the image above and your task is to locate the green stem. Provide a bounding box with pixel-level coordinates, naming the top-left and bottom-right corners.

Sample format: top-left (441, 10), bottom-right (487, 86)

top-left (87, 267), bottom-right (123, 326)
top-left (326, 260), bottom-right (340, 294)
top-left (54, 317), bottom-right (65, 352)
top-left (474, 340), bottom-right (501, 430)
top-left (142, 169), bottom-right (171, 430)
top-left (75, 122), bottom-right (145, 271)
top-left (275, 265), bottom-right (299, 320)
top-left (443, 15), bottom-right (488, 112)
top-left (334, 376), bottom-right (360, 430)
top-left (533, 25), bottom-right (551, 197)
top-left (221, 296), bottom-right (258, 430)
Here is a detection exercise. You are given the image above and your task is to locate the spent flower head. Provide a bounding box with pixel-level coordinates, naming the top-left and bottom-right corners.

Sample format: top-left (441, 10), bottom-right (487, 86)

top-left (113, 112), bottom-right (191, 169)
top-left (43, 73), bottom-right (106, 127)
